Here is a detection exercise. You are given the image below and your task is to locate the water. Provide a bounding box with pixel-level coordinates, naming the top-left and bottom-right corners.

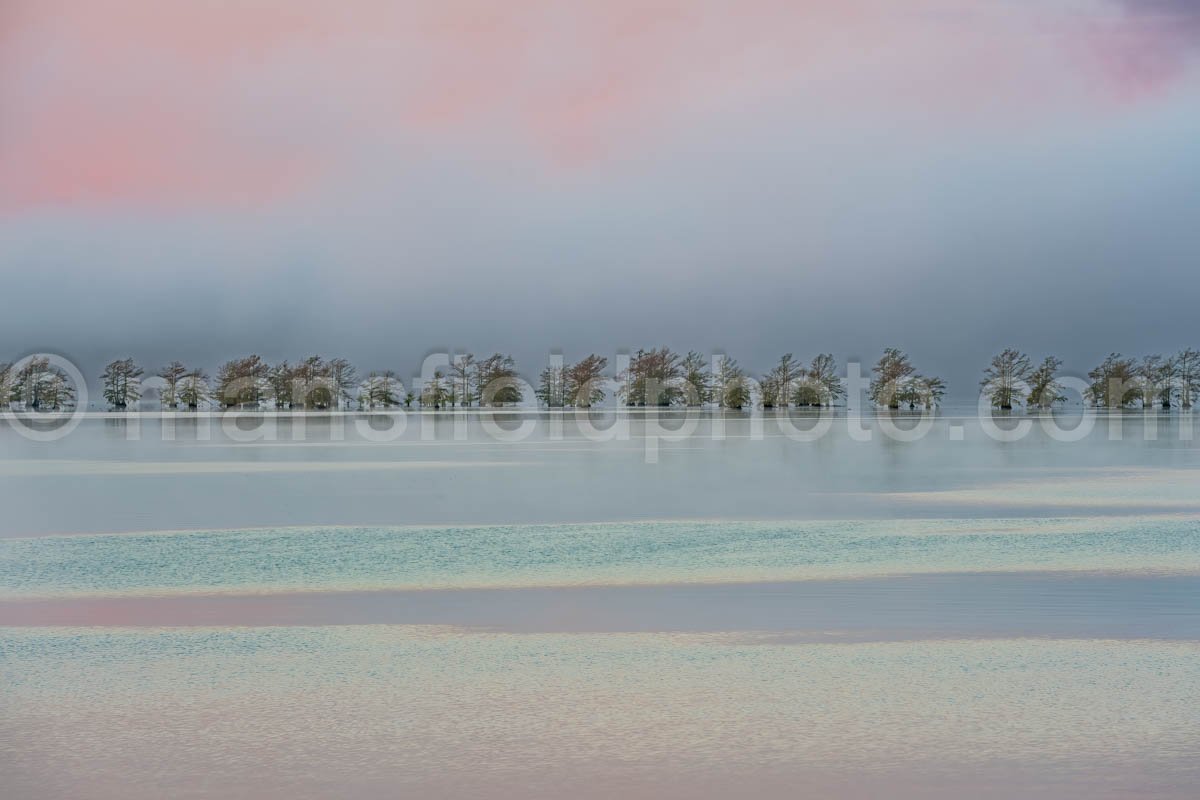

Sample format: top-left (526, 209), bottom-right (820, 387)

top-left (3, 518), bottom-right (1199, 599)
top-left (2, 413), bottom-right (1199, 798)
top-left (2, 412), bottom-right (1199, 535)
top-left (4, 629), bottom-right (1199, 799)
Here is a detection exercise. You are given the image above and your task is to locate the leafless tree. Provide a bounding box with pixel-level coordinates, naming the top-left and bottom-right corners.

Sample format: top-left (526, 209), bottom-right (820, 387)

top-left (566, 354), bottom-right (609, 407)
top-left (980, 349), bottom-right (1032, 410)
top-left (101, 358), bottom-right (144, 410)
top-left (157, 361), bottom-right (188, 409)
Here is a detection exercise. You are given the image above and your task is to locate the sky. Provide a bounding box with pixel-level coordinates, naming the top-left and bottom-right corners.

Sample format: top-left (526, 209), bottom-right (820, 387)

top-left (1, 0), bottom-right (1199, 396)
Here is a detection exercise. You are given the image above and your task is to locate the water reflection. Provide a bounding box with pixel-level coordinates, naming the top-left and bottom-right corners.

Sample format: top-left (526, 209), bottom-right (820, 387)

top-left (3, 629), bottom-right (1198, 799)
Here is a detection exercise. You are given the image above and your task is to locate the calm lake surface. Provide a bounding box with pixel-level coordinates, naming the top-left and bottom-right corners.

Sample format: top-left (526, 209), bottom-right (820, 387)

top-left (2, 411), bottom-right (1199, 798)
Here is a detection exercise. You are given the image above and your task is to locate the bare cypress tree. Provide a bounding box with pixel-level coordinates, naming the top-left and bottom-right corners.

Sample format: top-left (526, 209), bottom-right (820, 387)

top-left (8, 360), bottom-right (45, 409)
top-left (215, 355), bottom-right (269, 408)
top-left (869, 349), bottom-right (915, 409)
top-left (566, 354), bottom-right (609, 407)
top-left (795, 354), bottom-right (844, 406)
top-left (679, 351), bottom-right (710, 407)
top-left (1176, 349), bottom-right (1200, 409)
top-left (914, 376), bottom-right (946, 409)
top-left (361, 371), bottom-right (402, 409)
top-left (1137, 355), bottom-right (1163, 408)
top-left (422, 370), bottom-right (449, 408)
top-left (618, 347), bottom-right (682, 407)
top-left (980, 349), bottom-right (1032, 410)
top-left (157, 362), bottom-right (188, 409)
top-left (762, 353), bottom-right (801, 409)
top-left (1086, 354), bottom-right (1140, 408)
top-left (328, 358), bottom-right (358, 409)
top-left (1027, 357), bottom-right (1065, 408)
top-left (293, 356), bottom-right (331, 409)
top-left (536, 364), bottom-right (566, 408)
top-left (870, 349), bottom-right (943, 410)
top-left (265, 361), bottom-right (295, 409)
top-left (1145, 355), bottom-right (1178, 409)
top-left (101, 358), bottom-right (144, 410)
top-left (178, 369), bottom-right (210, 410)
top-left (475, 353), bottom-right (522, 406)
top-left (451, 354), bottom-right (476, 407)
top-left (38, 371), bottom-right (75, 410)
top-left (760, 366), bottom-right (782, 409)
top-left (0, 362), bottom-right (13, 409)
top-left (714, 356), bottom-right (750, 410)
top-left (13, 358), bottom-right (74, 411)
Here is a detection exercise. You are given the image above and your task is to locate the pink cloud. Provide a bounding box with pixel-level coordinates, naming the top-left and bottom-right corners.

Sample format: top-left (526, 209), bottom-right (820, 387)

top-left (1, 0), bottom-right (1196, 213)
top-left (1084, 0), bottom-right (1200, 99)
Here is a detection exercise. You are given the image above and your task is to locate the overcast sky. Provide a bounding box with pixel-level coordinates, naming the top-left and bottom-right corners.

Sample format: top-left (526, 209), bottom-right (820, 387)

top-left (2, 0), bottom-right (1198, 395)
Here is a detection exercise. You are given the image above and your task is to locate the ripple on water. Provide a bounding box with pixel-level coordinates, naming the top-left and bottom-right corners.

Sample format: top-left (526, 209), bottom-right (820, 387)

top-left (2, 628), bottom-right (1199, 799)
top-left (2, 517), bottom-right (1199, 599)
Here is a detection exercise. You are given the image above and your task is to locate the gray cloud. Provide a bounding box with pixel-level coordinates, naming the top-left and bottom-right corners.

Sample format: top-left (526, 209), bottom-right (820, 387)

top-left (3, 4), bottom-right (1200, 401)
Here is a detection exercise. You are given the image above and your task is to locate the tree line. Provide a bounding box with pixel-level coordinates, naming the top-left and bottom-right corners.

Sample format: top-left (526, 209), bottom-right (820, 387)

top-left (2, 348), bottom-right (1199, 412)
top-left (595, 349), bottom-right (856, 410)
top-left (88, 353), bottom-right (526, 411)
top-left (0, 357), bottom-right (76, 411)
top-left (981, 348), bottom-right (1200, 410)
